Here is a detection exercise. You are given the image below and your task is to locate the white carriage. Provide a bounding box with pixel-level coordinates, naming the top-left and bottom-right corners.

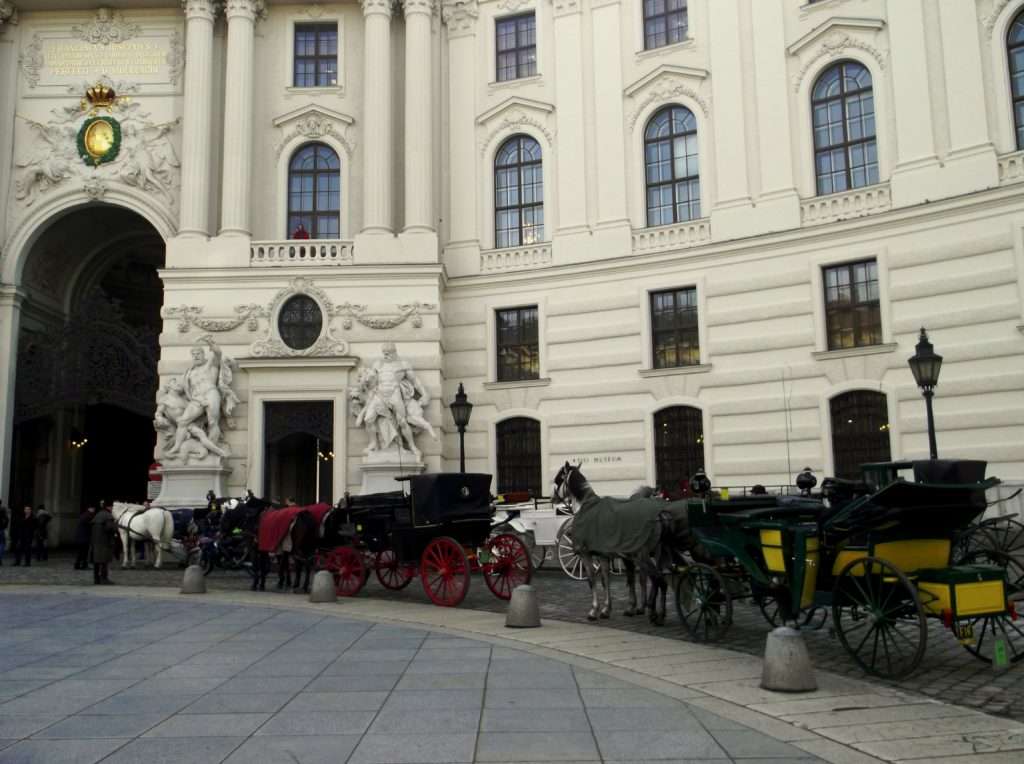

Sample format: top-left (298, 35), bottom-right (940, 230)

top-left (491, 495), bottom-right (592, 580)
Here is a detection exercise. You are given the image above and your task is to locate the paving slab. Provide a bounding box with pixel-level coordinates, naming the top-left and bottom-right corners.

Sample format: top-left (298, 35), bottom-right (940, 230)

top-left (0, 738), bottom-right (127, 764)
top-left (31, 713), bottom-right (170, 739)
top-left (98, 736), bottom-right (247, 764)
top-left (369, 707), bottom-right (483, 733)
top-left (222, 734), bottom-right (362, 764)
top-left (480, 706), bottom-right (592, 732)
top-left (348, 732), bottom-right (477, 764)
top-left (476, 731), bottom-right (601, 762)
top-left (142, 712), bottom-right (271, 738)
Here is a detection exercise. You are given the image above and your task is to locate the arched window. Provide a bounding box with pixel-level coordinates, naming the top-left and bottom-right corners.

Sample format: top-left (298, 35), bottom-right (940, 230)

top-left (654, 406), bottom-right (704, 495)
top-left (812, 61), bottom-right (878, 195)
top-left (644, 105), bottom-right (700, 227)
top-left (1008, 12), bottom-right (1024, 149)
top-left (830, 390), bottom-right (890, 480)
top-left (288, 143), bottom-right (340, 239)
top-left (494, 135), bottom-right (544, 249)
top-left (496, 417), bottom-right (541, 496)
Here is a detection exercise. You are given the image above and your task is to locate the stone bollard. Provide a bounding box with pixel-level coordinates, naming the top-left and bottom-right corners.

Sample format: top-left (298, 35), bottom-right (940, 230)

top-left (761, 626), bottom-right (817, 692)
top-left (180, 565), bottom-right (207, 595)
top-left (506, 584), bottom-right (541, 628)
top-left (309, 570), bottom-right (337, 603)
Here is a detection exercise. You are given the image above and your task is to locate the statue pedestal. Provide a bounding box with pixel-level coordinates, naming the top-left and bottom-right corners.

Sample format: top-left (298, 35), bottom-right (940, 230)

top-left (359, 448), bottom-right (425, 494)
top-left (154, 462), bottom-right (231, 508)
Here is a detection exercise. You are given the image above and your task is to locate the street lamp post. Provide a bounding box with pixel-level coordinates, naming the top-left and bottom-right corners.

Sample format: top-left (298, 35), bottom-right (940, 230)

top-left (450, 383), bottom-right (474, 473)
top-left (907, 327), bottom-right (943, 460)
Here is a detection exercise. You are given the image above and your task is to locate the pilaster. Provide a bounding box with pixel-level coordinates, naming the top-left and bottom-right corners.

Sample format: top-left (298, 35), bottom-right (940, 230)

top-left (0, 288), bottom-right (25, 507)
top-left (219, 0), bottom-right (264, 237)
top-left (404, 0), bottom-right (435, 234)
top-left (0, 8), bottom-right (18, 250)
top-left (178, 0), bottom-right (218, 238)
top-left (590, 0), bottom-right (627, 229)
top-left (551, 0), bottom-right (588, 239)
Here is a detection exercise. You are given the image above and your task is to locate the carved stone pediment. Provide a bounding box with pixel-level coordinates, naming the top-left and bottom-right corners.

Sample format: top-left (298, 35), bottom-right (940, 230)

top-left (476, 96), bottom-right (555, 155)
top-left (624, 65), bottom-right (711, 130)
top-left (787, 17), bottom-right (888, 92)
top-left (273, 105), bottom-right (356, 157)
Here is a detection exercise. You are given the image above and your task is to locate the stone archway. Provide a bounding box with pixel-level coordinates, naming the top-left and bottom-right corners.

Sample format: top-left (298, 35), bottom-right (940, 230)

top-left (4, 203), bottom-right (165, 543)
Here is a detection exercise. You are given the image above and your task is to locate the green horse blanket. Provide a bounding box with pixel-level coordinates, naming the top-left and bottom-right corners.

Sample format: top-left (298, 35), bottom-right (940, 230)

top-left (571, 494), bottom-right (692, 558)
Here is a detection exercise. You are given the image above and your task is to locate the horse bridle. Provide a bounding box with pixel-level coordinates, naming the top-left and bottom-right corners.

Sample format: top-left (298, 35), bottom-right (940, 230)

top-left (552, 463), bottom-right (579, 506)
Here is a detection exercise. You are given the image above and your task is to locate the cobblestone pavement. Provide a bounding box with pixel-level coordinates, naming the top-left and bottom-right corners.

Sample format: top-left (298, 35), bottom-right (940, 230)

top-left (3, 551), bottom-right (1021, 722)
top-left (0, 590), bottom-right (827, 764)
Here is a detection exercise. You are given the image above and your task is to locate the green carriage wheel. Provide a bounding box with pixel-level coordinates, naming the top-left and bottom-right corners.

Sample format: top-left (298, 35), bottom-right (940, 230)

top-left (757, 594), bottom-right (828, 631)
top-left (955, 518), bottom-right (1024, 594)
top-left (675, 563), bottom-right (732, 643)
top-left (832, 556), bottom-right (927, 680)
top-left (960, 611), bottom-right (1024, 666)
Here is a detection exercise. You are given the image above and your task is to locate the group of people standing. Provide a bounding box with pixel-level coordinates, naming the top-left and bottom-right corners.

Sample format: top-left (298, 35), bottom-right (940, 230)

top-left (0, 500), bottom-right (116, 584)
top-left (0, 502), bottom-right (51, 566)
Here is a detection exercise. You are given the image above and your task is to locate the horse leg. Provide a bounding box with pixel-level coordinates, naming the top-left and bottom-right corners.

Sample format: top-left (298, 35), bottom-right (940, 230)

top-left (120, 531), bottom-right (129, 569)
top-left (292, 557), bottom-right (303, 594)
top-left (585, 553), bottom-right (600, 621)
top-left (258, 552), bottom-right (268, 591)
top-left (276, 553), bottom-right (287, 590)
top-left (598, 557), bottom-right (611, 619)
top-left (623, 558), bottom-right (639, 617)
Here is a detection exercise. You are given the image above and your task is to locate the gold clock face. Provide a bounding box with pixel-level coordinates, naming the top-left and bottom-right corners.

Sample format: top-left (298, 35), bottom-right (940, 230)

top-left (83, 119), bottom-right (115, 159)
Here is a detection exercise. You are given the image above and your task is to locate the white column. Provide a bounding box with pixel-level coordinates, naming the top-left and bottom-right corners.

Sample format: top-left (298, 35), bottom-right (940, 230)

top-left (404, 0), bottom-right (434, 232)
top-left (751, 0), bottom-right (796, 198)
top-left (442, 1), bottom-right (478, 251)
top-left (178, 0), bottom-right (217, 237)
top-left (0, 288), bottom-right (24, 507)
top-left (591, 0), bottom-right (627, 226)
top-left (0, 4), bottom-right (19, 249)
top-left (362, 0), bottom-right (393, 233)
top-left (552, 0), bottom-right (587, 233)
top-left (218, 0), bottom-right (263, 236)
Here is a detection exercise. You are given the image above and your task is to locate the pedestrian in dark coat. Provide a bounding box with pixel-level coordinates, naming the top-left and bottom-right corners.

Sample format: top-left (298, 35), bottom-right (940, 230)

top-left (13, 506), bottom-right (36, 567)
top-left (91, 503), bottom-right (116, 584)
top-left (34, 504), bottom-right (52, 561)
top-left (0, 502), bottom-right (9, 565)
top-left (74, 507), bottom-right (95, 570)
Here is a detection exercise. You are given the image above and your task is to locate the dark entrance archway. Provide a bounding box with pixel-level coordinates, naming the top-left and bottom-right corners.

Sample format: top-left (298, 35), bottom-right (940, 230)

top-left (263, 401), bottom-right (334, 506)
top-left (10, 204), bottom-right (164, 539)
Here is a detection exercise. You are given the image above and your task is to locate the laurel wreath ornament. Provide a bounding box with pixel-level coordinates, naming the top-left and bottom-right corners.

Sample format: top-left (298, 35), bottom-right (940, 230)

top-left (77, 116), bottom-right (122, 167)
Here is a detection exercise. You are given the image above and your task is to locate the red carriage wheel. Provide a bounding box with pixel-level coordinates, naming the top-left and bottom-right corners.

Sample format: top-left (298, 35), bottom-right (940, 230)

top-left (482, 533), bottom-right (533, 600)
top-left (375, 549), bottom-right (415, 590)
top-left (420, 537), bottom-right (471, 607)
top-left (332, 546), bottom-right (366, 597)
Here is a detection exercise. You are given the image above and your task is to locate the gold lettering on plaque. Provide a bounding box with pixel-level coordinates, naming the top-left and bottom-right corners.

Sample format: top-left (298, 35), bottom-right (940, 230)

top-left (44, 41), bottom-right (167, 77)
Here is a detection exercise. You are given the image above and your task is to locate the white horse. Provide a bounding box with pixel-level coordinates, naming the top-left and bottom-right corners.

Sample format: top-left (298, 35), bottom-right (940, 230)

top-left (111, 502), bottom-right (176, 569)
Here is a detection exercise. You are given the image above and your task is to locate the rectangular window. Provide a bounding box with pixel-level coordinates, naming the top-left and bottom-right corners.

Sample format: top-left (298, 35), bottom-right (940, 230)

top-left (643, 0), bottom-right (688, 51)
top-left (651, 287), bottom-right (699, 369)
top-left (823, 260), bottom-right (882, 350)
top-left (294, 23), bottom-right (338, 88)
top-left (496, 13), bottom-right (537, 82)
top-left (496, 306), bottom-right (539, 382)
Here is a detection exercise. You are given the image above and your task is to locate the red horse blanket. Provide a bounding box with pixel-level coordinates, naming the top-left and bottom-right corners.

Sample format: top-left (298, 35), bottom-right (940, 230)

top-left (258, 503), bottom-right (331, 553)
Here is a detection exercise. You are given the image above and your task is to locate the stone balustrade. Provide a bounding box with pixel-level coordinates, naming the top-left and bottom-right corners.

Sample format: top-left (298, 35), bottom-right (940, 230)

top-left (998, 150), bottom-right (1024, 185)
top-left (800, 183), bottom-right (891, 226)
top-left (480, 243), bottom-right (552, 272)
top-left (631, 218), bottom-right (711, 255)
top-left (250, 240), bottom-right (354, 265)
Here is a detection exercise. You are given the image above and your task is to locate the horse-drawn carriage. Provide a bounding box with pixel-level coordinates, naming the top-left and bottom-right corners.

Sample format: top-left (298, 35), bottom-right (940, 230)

top-left (316, 473), bottom-right (533, 606)
top-left (673, 459), bottom-right (1023, 679)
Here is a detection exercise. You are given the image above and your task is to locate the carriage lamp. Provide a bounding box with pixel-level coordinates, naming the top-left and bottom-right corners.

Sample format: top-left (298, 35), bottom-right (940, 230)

top-left (450, 383), bottom-right (474, 473)
top-left (690, 468), bottom-right (711, 496)
top-left (796, 467), bottom-right (817, 496)
top-left (908, 327), bottom-right (942, 460)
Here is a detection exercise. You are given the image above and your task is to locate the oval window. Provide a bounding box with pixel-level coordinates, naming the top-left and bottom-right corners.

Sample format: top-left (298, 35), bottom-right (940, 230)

top-left (278, 295), bottom-right (323, 351)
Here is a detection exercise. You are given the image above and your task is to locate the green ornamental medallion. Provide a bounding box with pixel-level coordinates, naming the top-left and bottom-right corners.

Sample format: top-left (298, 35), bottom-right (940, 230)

top-left (77, 116), bottom-right (121, 167)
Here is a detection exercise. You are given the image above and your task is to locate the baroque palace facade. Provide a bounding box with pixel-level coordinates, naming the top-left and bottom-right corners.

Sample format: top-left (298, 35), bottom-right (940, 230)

top-left (1, 0), bottom-right (1023, 540)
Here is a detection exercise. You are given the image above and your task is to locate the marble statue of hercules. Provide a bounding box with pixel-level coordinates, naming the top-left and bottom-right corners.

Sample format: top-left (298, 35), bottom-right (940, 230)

top-left (168, 336), bottom-right (225, 455)
top-left (361, 342), bottom-right (430, 460)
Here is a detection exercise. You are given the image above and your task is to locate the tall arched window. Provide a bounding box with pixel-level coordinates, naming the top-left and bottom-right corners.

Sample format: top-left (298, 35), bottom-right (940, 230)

top-left (496, 417), bottom-right (541, 497)
top-left (812, 61), bottom-right (878, 195)
top-left (645, 105), bottom-right (700, 227)
top-left (654, 406), bottom-right (704, 495)
top-left (830, 390), bottom-right (890, 480)
top-left (1008, 12), bottom-right (1024, 149)
top-left (288, 143), bottom-right (340, 239)
top-left (494, 135), bottom-right (544, 249)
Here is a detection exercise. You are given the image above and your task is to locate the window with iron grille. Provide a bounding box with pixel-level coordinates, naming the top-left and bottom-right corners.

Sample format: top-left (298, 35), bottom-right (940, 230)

top-left (278, 295), bottom-right (324, 351)
top-left (645, 105), bottom-right (700, 226)
top-left (830, 391), bottom-right (890, 481)
top-left (496, 306), bottom-right (539, 382)
top-left (1009, 12), bottom-right (1024, 149)
top-left (812, 61), bottom-right (878, 195)
top-left (496, 417), bottom-right (542, 496)
top-left (643, 0), bottom-right (687, 50)
top-left (495, 135), bottom-right (544, 249)
top-left (496, 13), bottom-right (537, 82)
top-left (287, 143), bottom-right (341, 239)
top-left (651, 287), bottom-right (699, 368)
top-left (294, 23), bottom-right (338, 88)
top-left (654, 406), bottom-right (705, 496)
top-left (823, 259), bottom-right (881, 350)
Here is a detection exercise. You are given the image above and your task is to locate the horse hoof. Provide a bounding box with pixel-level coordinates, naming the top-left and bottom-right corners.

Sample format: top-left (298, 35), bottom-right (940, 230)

top-left (599, 611), bottom-right (610, 620)
top-left (587, 613), bottom-right (598, 622)
top-left (259, 584), bottom-right (266, 592)
top-left (623, 608), bottom-right (635, 617)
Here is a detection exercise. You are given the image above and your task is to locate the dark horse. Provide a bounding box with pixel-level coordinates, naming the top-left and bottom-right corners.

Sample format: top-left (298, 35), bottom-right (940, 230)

top-left (253, 503), bottom-right (335, 594)
top-left (216, 492), bottom-right (276, 590)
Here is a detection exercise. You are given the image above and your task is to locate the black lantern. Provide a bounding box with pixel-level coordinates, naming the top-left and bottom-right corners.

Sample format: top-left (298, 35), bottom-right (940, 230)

top-left (908, 327), bottom-right (942, 459)
top-left (450, 383), bottom-right (474, 473)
